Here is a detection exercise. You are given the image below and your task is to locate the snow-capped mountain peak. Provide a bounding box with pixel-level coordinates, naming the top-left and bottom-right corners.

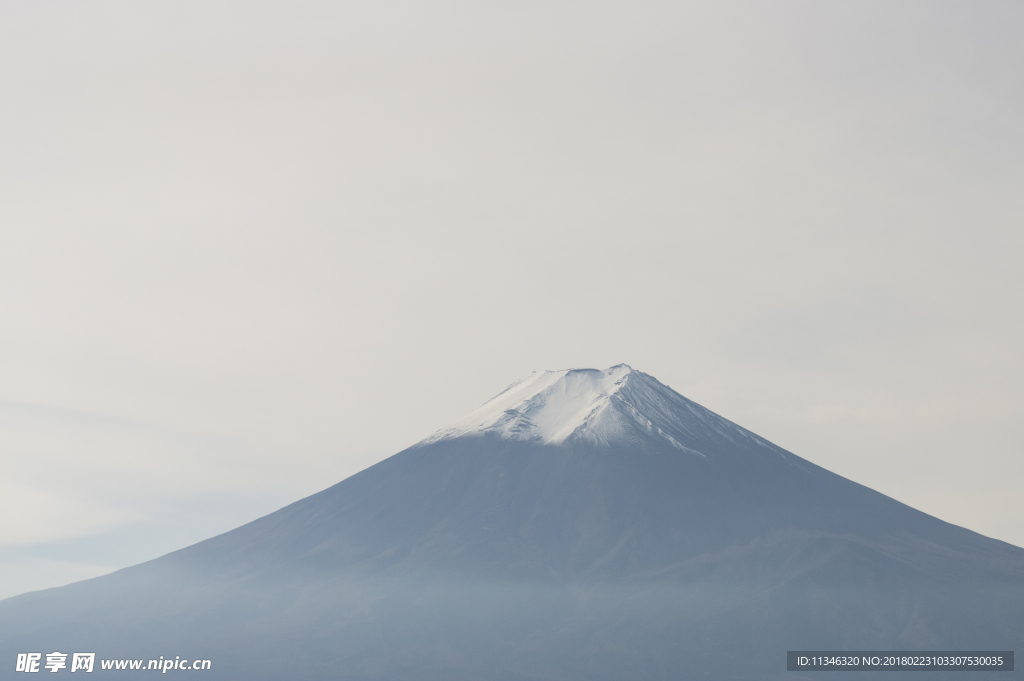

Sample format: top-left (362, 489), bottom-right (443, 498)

top-left (423, 364), bottom-right (773, 456)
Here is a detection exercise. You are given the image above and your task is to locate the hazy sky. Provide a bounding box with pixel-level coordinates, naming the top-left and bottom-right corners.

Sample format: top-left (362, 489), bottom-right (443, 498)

top-left (1, 0), bottom-right (1021, 599)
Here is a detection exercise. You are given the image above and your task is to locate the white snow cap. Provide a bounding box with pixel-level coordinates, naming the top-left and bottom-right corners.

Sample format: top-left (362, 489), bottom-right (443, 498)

top-left (424, 364), bottom-right (766, 453)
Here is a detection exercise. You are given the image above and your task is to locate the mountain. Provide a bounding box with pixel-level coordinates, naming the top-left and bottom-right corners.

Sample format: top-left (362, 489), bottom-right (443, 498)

top-left (1, 365), bottom-right (1022, 680)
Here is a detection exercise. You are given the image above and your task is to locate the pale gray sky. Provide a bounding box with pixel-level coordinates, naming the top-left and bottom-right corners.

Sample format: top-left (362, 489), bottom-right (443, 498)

top-left (1, 0), bottom-right (1021, 599)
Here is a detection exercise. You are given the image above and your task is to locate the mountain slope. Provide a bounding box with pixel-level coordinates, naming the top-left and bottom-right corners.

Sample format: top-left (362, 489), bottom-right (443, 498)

top-left (1, 365), bottom-right (1021, 680)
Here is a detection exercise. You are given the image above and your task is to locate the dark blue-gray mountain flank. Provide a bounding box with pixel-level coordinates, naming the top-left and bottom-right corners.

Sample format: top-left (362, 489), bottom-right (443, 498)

top-left (1, 366), bottom-right (1021, 679)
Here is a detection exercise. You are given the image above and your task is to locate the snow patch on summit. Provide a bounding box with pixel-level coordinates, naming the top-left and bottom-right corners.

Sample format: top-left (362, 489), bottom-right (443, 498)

top-left (423, 364), bottom-right (777, 456)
